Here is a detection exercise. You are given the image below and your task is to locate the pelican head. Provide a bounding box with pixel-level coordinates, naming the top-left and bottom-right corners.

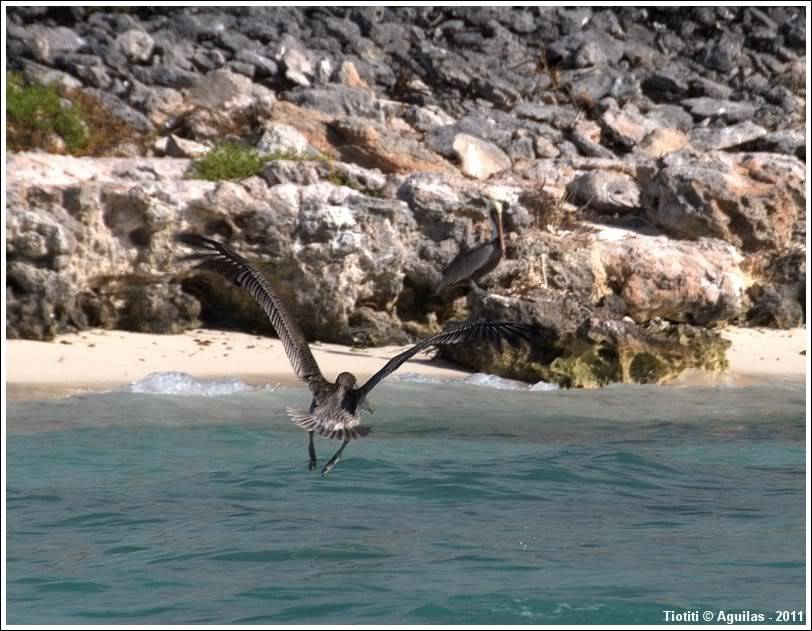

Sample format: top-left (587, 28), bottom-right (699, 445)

top-left (336, 372), bottom-right (357, 389)
top-left (336, 372), bottom-right (375, 414)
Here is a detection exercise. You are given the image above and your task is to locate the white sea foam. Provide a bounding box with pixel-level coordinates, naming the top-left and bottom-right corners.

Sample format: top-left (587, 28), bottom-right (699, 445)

top-left (462, 373), bottom-right (529, 391)
top-left (529, 380), bottom-right (558, 392)
top-left (393, 372), bottom-right (558, 391)
top-left (389, 372), bottom-right (450, 385)
top-left (126, 372), bottom-right (255, 396)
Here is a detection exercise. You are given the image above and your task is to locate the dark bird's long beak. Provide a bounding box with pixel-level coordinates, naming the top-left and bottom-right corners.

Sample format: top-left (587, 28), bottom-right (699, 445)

top-left (360, 398), bottom-right (375, 414)
top-left (496, 202), bottom-right (506, 252)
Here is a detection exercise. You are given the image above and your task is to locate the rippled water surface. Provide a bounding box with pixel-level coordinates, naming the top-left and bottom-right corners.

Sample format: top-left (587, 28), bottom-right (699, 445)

top-left (6, 376), bottom-right (806, 624)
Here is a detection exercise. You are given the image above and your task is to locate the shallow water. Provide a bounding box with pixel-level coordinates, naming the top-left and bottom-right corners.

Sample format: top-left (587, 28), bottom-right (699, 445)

top-left (6, 376), bottom-right (807, 624)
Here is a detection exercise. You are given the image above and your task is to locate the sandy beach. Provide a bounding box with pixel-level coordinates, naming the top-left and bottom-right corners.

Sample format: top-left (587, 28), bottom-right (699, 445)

top-left (5, 326), bottom-right (807, 400)
top-left (719, 326), bottom-right (807, 378)
top-left (5, 328), bottom-right (473, 400)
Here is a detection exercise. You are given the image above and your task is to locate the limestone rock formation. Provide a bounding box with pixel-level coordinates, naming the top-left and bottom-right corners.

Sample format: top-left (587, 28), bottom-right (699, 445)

top-left (5, 6), bottom-right (806, 386)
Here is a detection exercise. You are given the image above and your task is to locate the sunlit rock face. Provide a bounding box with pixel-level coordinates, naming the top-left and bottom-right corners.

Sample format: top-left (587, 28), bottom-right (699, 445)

top-left (6, 6), bottom-right (805, 384)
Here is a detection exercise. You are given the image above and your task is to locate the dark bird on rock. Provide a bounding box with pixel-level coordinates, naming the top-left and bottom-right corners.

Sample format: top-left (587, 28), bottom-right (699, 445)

top-left (436, 200), bottom-right (506, 294)
top-left (177, 234), bottom-right (534, 475)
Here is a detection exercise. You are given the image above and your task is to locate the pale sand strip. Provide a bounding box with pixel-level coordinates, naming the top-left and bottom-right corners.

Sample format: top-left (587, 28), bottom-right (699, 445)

top-left (6, 328), bottom-right (472, 400)
top-left (720, 326), bottom-right (807, 377)
top-left (5, 326), bottom-right (807, 399)
top-left (672, 326), bottom-right (807, 386)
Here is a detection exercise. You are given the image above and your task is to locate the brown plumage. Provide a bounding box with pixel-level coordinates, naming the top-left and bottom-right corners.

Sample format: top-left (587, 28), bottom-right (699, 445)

top-left (177, 234), bottom-right (533, 474)
top-left (436, 200), bottom-right (506, 294)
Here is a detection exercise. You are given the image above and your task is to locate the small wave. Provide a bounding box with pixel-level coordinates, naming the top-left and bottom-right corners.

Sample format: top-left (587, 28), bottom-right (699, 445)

top-left (389, 372), bottom-right (450, 385)
top-left (463, 373), bottom-right (529, 391)
top-left (530, 380), bottom-right (558, 392)
top-left (126, 372), bottom-right (255, 396)
top-left (459, 374), bottom-right (559, 391)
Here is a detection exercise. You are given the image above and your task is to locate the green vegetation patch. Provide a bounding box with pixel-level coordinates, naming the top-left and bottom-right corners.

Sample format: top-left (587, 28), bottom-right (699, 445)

top-left (7, 72), bottom-right (146, 156)
top-left (186, 142), bottom-right (326, 181)
top-left (7, 73), bottom-right (89, 152)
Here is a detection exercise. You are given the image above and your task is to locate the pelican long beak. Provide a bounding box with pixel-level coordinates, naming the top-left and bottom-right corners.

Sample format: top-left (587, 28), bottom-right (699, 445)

top-left (496, 203), bottom-right (506, 252)
top-left (360, 398), bottom-right (375, 414)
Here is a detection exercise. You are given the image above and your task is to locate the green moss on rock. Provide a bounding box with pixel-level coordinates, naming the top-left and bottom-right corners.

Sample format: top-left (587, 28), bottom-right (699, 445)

top-left (442, 304), bottom-right (731, 389)
top-left (186, 142), bottom-right (327, 181)
top-left (7, 73), bottom-right (89, 153)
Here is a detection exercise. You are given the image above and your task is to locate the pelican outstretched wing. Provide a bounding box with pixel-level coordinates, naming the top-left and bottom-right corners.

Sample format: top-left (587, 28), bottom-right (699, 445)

top-left (176, 234), bottom-right (326, 390)
top-left (351, 321), bottom-right (535, 403)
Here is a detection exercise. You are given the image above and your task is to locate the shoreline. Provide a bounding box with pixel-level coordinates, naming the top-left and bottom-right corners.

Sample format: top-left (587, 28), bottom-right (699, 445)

top-left (6, 326), bottom-right (807, 401)
top-left (6, 328), bottom-right (473, 401)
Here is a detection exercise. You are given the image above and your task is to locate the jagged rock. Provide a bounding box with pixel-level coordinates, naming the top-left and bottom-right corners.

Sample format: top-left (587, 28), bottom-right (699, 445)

top-left (113, 281), bottom-right (202, 334)
top-left (266, 101), bottom-right (334, 156)
top-left (218, 30), bottom-right (258, 55)
top-left (186, 68), bottom-right (258, 111)
top-left (597, 232), bottom-right (747, 325)
top-left (5, 153), bottom-right (471, 346)
top-left (743, 246), bottom-right (806, 328)
top-left (681, 97), bottom-right (757, 124)
top-left (55, 54), bottom-right (112, 90)
top-left (287, 85), bottom-right (376, 117)
top-left (17, 58), bottom-right (83, 90)
top-left (180, 80), bottom-right (275, 141)
top-left (547, 29), bottom-right (625, 69)
top-left (633, 128), bottom-right (689, 159)
top-left (452, 134), bottom-right (511, 180)
top-left (643, 104), bottom-right (694, 131)
top-left (690, 76), bottom-right (733, 100)
top-left (115, 29), bottom-right (154, 63)
top-left (336, 60), bottom-right (370, 90)
top-left (256, 123), bottom-right (316, 156)
top-left (226, 61), bottom-right (255, 79)
top-left (235, 50), bottom-right (279, 78)
top-left (745, 129), bottom-right (805, 159)
top-left (17, 25), bottom-right (85, 64)
top-left (4, 6), bottom-right (807, 386)
top-left (640, 150), bottom-right (805, 251)
top-left (441, 292), bottom-right (730, 387)
top-left (424, 110), bottom-right (541, 160)
top-left (600, 105), bottom-right (660, 149)
top-left (701, 32), bottom-right (743, 73)
top-left (81, 88), bottom-right (154, 134)
top-left (144, 87), bottom-right (185, 128)
top-left (570, 120), bottom-right (616, 159)
top-left (641, 72), bottom-right (690, 102)
top-left (191, 47), bottom-right (227, 72)
top-left (7, 209), bottom-right (71, 263)
top-left (133, 63), bottom-right (199, 90)
top-left (534, 136), bottom-right (560, 159)
top-left (332, 117), bottom-right (454, 174)
top-left (260, 161), bottom-right (325, 187)
top-left (280, 46), bottom-right (315, 87)
top-left (562, 66), bottom-right (640, 103)
top-left (746, 285), bottom-right (804, 328)
top-left (163, 135), bottom-right (209, 159)
top-left (565, 171), bottom-right (640, 213)
top-left (514, 103), bottom-right (581, 129)
top-left (401, 105), bottom-right (456, 134)
top-left (688, 121), bottom-right (768, 152)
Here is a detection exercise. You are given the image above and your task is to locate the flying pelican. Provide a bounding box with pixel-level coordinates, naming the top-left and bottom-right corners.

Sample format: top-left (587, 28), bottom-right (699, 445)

top-left (178, 234), bottom-right (533, 475)
top-left (436, 200), bottom-right (506, 294)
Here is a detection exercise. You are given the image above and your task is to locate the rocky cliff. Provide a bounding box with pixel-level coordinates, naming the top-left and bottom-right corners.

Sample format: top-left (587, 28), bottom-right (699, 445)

top-left (6, 7), bottom-right (806, 386)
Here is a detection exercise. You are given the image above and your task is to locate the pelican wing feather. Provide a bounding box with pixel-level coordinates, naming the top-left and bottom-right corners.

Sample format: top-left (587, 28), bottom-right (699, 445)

top-left (177, 234), bottom-right (326, 391)
top-left (352, 321), bottom-right (535, 403)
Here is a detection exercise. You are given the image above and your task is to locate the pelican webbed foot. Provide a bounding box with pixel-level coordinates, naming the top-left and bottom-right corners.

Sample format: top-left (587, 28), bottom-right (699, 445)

top-left (321, 439), bottom-right (350, 476)
top-left (308, 431), bottom-right (317, 471)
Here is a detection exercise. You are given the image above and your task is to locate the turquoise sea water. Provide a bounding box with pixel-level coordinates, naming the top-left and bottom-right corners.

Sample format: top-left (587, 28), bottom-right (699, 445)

top-left (6, 377), bottom-right (807, 624)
